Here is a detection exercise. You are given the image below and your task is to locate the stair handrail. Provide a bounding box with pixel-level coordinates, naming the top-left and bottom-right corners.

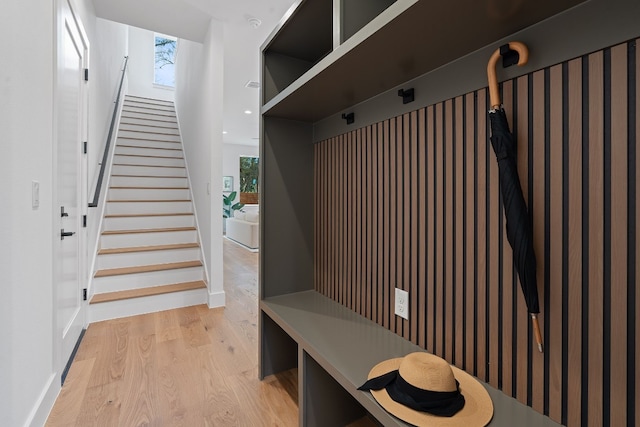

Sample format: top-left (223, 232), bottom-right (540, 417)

top-left (89, 55), bottom-right (129, 208)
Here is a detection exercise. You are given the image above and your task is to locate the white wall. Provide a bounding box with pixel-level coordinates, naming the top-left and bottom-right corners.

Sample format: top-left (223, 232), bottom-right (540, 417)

top-left (0, 1), bottom-right (130, 424)
top-left (128, 26), bottom-right (175, 101)
top-left (0, 1), bottom-right (56, 426)
top-left (174, 20), bottom-right (225, 307)
top-left (222, 143), bottom-right (259, 213)
top-left (85, 17), bottom-right (129, 280)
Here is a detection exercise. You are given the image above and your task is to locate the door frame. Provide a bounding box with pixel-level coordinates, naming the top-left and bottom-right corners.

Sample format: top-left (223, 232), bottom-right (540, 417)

top-left (52, 0), bottom-right (90, 381)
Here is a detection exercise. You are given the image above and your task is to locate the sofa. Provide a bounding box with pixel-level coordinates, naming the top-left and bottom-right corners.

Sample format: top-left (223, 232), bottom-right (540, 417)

top-left (226, 211), bottom-right (259, 249)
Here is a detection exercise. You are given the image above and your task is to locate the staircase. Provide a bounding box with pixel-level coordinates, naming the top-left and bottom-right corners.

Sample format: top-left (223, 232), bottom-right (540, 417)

top-left (88, 95), bottom-right (208, 322)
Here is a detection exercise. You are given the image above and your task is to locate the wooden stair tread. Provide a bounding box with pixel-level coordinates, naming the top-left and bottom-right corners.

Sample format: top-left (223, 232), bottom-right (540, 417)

top-left (94, 260), bottom-right (202, 277)
top-left (114, 154), bottom-right (183, 159)
top-left (107, 199), bottom-right (191, 203)
top-left (110, 186), bottom-right (189, 190)
top-left (112, 163), bottom-right (185, 169)
top-left (118, 129), bottom-right (179, 136)
top-left (126, 95), bottom-right (174, 104)
top-left (102, 226), bottom-right (195, 235)
top-left (105, 212), bottom-right (193, 218)
top-left (117, 136), bottom-right (180, 143)
top-left (120, 123), bottom-right (179, 130)
top-left (120, 116), bottom-right (177, 124)
top-left (89, 280), bottom-right (206, 304)
top-left (98, 242), bottom-right (200, 255)
top-left (111, 174), bottom-right (186, 178)
top-left (116, 144), bottom-right (182, 151)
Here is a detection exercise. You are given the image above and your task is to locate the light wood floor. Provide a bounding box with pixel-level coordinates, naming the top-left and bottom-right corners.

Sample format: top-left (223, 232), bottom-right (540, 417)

top-left (46, 239), bottom-right (377, 426)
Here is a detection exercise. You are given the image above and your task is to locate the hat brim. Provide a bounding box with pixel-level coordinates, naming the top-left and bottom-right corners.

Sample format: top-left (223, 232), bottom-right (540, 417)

top-left (366, 357), bottom-right (494, 427)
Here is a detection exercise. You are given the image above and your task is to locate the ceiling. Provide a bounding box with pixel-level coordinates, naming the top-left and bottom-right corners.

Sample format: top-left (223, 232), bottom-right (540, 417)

top-left (92, 0), bottom-right (298, 147)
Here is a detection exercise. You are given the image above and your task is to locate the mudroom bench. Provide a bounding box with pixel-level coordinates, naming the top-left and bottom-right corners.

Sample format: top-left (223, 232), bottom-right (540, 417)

top-left (260, 290), bottom-right (560, 427)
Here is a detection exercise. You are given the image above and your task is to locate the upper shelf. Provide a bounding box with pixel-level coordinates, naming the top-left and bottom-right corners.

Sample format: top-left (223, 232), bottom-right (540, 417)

top-left (261, 0), bottom-right (586, 123)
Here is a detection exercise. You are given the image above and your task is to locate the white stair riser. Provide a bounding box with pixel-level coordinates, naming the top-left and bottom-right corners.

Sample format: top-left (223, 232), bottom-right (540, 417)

top-left (110, 175), bottom-right (188, 187)
top-left (125, 96), bottom-right (174, 105)
top-left (95, 247), bottom-right (201, 269)
top-left (113, 155), bottom-right (184, 167)
top-left (100, 229), bottom-right (198, 248)
top-left (122, 108), bottom-right (178, 125)
top-left (118, 131), bottom-right (181, 143)
top-left (115, 146), bottom-right (183, 158)
top-left (103, 214), bottom-right (195, 231)
top-left (108, 188), bottom-right (191, 201)
top-left (93, 267), bottom-right (204, 293)
top-left (124, 99), bottom-right (174, 111)
top-left (116, 138), bottom-right (182, 150)
top-left (123, 102), bottom-right (175, 113)
top-left (110, 164), bottom-right (187, 177)
top-left (88, 288), bottom-right (207, 323)
top-left (105, 201), bottom-right (193, 215)
top-left (119, 123), bottom-right (179, 134)
top-left (121, 107), bottom-right (176, 119)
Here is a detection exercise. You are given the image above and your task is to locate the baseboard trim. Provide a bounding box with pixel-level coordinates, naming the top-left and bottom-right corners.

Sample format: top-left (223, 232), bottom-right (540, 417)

top-left (25, 373), bottom-right (58, 427)
top-left (208, 290), bottom-right (225, 308)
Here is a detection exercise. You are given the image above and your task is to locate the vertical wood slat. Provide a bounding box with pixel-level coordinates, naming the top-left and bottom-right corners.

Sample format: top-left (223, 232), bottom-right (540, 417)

top-left (445, 100), bottom-right (454, 363)
top-left (435, 103), bottom-right (444, 357)
top-left (377, 122), bottom-right (384, 327)
top-left (418, 109), bottom-right (427, 349)
top-left (383, 119), bottom-right (391, 330)
top-left (464, 94), bottom-right (475, 373)
top-left (390, 119), bottom-right (397, 335)
top-left (410, 111), bottom-right (419, 344)
top-left (476, 89), bottom-right (487, 381)
top-left (403, 114), bottom-right (411, 340)
top-left (610, 43), bottom-right (628, 427)
top-left (362, 126), bottom-right (373, 318)
top-left (635, 38), bottom-right (640, 427)
top-left (312, 39), bottom-right (636, 427)
top-left (371, 124), bottom-right (378, 324)
top-left (588, 50), bottom-right (604, 427)
top-left (455, 97), bottom-right (465, 369)
top-left (427, 105), bottom-right (435, 354)
top-left (548, 64), bottom-right (563, 423)
top-left (488, 92), bottom-right (499, 389)
top-left (353, 130), bottom-right (365, 314)
top-left (515, 75), bottom-right (530, 405)
top-left (567, 57), bottom-right (583, 427)
top-left (531, 69), bottom-right (546, 413)
top-left (501, 80), bottom-right (514, 397)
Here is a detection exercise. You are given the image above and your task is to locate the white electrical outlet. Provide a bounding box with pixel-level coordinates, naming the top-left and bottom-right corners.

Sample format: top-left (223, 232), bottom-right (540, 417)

top-left (395, 288), bottom-right (409, 320)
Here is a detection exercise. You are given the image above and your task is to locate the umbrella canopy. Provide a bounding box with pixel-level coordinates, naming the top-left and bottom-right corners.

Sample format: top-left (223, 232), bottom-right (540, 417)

top-left (487, 42), bottom-right (543, 352)
top-left (489, 108), bottom-right (539, 314)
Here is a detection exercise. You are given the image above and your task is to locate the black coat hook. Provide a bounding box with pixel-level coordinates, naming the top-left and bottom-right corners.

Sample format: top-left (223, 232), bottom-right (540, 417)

top-left (500, 43), bottom-right (520, 68)
top-left (342, 112), bottom-right (355, 125)
top-left (398, 88), bottom-right (414, 104)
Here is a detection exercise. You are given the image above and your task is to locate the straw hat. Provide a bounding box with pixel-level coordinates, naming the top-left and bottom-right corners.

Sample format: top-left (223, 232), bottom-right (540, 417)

top-left (359, 352), bottom-right (493, 427)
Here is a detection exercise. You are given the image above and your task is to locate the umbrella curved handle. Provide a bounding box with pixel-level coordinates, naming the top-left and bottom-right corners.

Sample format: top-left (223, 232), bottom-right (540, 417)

top-left (487, 41), bottom-right (529, 110)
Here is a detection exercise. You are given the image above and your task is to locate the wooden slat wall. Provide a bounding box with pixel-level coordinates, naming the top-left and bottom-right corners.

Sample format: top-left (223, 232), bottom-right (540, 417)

top-left (313, 38), bottom-right (639, 426)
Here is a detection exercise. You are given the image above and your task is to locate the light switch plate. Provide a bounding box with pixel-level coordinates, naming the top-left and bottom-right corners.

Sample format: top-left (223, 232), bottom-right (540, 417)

top-left (32, 181), bottom-right (39, 209)
top-left (395, 288), bottom-right (409, 320)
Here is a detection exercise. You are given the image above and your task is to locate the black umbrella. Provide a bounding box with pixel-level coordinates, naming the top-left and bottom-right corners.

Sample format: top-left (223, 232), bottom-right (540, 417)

top-left (487, 42), bottom-right (543, 353)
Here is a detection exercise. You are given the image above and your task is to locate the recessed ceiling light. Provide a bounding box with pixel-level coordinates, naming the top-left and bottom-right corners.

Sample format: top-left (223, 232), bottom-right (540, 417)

top-left (223, 131), bottom-right (228, 134)
top-left (244, 110), bottom-right (252, 115)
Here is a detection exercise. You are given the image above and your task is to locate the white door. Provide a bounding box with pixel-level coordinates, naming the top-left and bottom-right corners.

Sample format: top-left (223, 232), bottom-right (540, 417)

top-left (56, 0), bottom-right (87, 375)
